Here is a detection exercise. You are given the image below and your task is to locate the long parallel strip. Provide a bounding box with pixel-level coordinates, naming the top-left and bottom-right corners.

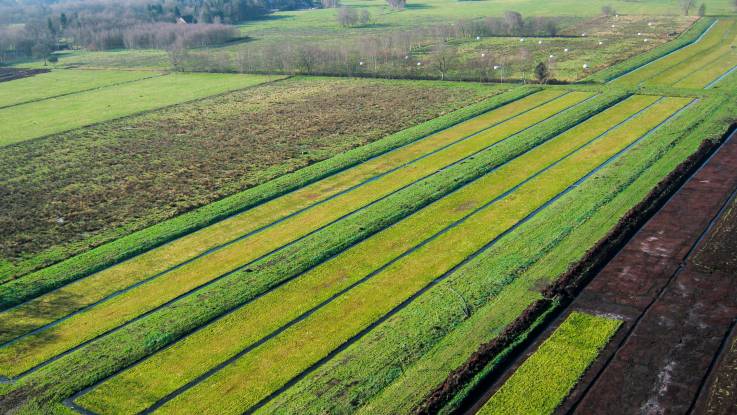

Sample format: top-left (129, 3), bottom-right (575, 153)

top-left (73, 95), bottom-right (660, 415)
top-left (0, 89), bottom-right (562, 344)
top-left (477, 312), bottom-right (621, 415)
top-left (0, 92), bottom-right (592, 378)
top-left (648, 19), bottom-right (737, 87)
top-left (675, 27), bottom-right (737, 88)
top-left (614, 19), bottom-right (729, 86)
top-left (145, 98), bottom-right (689, 415)
top-left (280, 100), bottom-right (697, 415)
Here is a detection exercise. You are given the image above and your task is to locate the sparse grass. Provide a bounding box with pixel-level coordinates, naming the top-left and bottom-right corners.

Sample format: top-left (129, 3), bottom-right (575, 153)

top-left (0, 72), bottom-right (279, 146)
top-left (478, 312), bottom-right (621, 415)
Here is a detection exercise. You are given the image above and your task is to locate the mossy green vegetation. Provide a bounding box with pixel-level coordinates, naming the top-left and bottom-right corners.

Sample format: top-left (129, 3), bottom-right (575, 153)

top-left (478, 312), bottom-right (621, 415)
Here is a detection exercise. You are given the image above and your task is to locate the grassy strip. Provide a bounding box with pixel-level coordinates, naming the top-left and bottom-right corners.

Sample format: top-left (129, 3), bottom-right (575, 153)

top-left (145, 98), bottom-right (685, 415)
top-left (649, 19), bottom-right (737, 87)
top-left (73, 95), bottom-right (656, 415)
top-left (478, 312), bottom-right (621, 415)
top-left (584, 17), bottom-right (715, 83)
top-left (430, 94), bottom-right (737, 415)
top-left (0, 88), bottom-right (561, 344)
top-left (613, 19), bottom-right (728, 86)
top-left (257, 97), bottom-right (717, 415)
top-left (0, 73), bottom-right (280, 147)
top-left (0, 92), bottom-right (627, 414)
top-left (0, 69), bottom-right (161, 109)
top-left (0, 92), bottom-right (590, 372)
top-left (0, 85), bottom-right (533, 309)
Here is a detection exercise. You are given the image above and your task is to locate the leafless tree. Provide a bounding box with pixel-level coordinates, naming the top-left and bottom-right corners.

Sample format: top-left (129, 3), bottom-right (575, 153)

top-left (431, 45), bottom-right (457, 80)
top-left (680, 0), bottom-right (694, 15)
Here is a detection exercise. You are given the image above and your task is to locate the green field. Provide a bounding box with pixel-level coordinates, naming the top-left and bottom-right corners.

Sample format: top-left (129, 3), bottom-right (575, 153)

top-left (2, 7), bottom-right (737, 415)
top-left (0, 72), bottom-right (279, 146)
top-left (478, 312), bottom-right (621, 415)
top-left (0, 69), bottom-right (161, 108)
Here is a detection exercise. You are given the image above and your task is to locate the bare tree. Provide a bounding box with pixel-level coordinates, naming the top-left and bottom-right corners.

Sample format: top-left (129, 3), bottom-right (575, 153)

top-left (698, 3), bottom-right (706, 16)
top-left (337, 7), bottom-right (358, 27)
top-left (386, 0), bottom-right (406, 10)
top-left (680, 0), bottom-right (694, 15)
top-left (321, 0), bottom-right (340, 8)
top-left (431, 45), bottom-right (457, 80)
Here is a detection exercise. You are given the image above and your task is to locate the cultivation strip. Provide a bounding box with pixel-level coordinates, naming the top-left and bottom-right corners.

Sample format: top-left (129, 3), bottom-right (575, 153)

top-left (131, 98), bottom-right (687, 415)
top-left (0, 90), bottom-right (564, 343)
top-left (671, 51), bottom-right (737, 88)
top-left (601, 18), bottom-right (716, 83)
top-left (648, 38), bottom-right (737, 88)
top-left (299, 100), bottom-right (703, 415)
top-left (613, 19), bottom-right (727, 86)
top-left (704, 63), bottom-right (737, 89)
top-left (0, 87), bottom-right (536, 307)
top-left (476, 312), bottom-right (620, 415)
top-left (551, 133), bottom-right (737, 414)
top-left (0, 90), bottom-right (577, 345)
top-left (642, 20), bottom-right (737, 88)
top-left (0, 92), bottom-right (598, 379)
top-left (72, 95), bottom-right (659, 415)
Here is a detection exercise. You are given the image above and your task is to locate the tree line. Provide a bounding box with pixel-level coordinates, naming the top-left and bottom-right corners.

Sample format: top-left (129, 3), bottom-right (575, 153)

top-left (169, 12), bottom-right (564, 83)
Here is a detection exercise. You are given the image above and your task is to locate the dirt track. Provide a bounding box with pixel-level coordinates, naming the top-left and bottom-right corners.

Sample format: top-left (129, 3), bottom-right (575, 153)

top-left (559, 132), bottom-right (737, 414)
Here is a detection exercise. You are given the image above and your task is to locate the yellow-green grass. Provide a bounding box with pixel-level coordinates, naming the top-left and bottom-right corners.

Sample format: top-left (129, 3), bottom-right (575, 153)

top-left (0, 88), bottom-right (559, 344)
top-left (0, 91), bottom-right (590, 377)
top-left (478, 312), bottom-right (621, 415)
top-left (0, 72), bottom-right (280, 146)
top-left (0, 69), bottom-right (161, 108)
top-left (645, 19), bottom-right (737, 87)
top-left (614, 19), bottom-right (733, 86)
top-left (0, 87), bottom-right (548, 341)
top-left (264, 97), bottom-right (712, 415)
top-left (675, 40), bottom-right (737, 88)
top-left (74, 94), bottom-right (657, 415)
top-left (146, 97), bottom-right (688, 415)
